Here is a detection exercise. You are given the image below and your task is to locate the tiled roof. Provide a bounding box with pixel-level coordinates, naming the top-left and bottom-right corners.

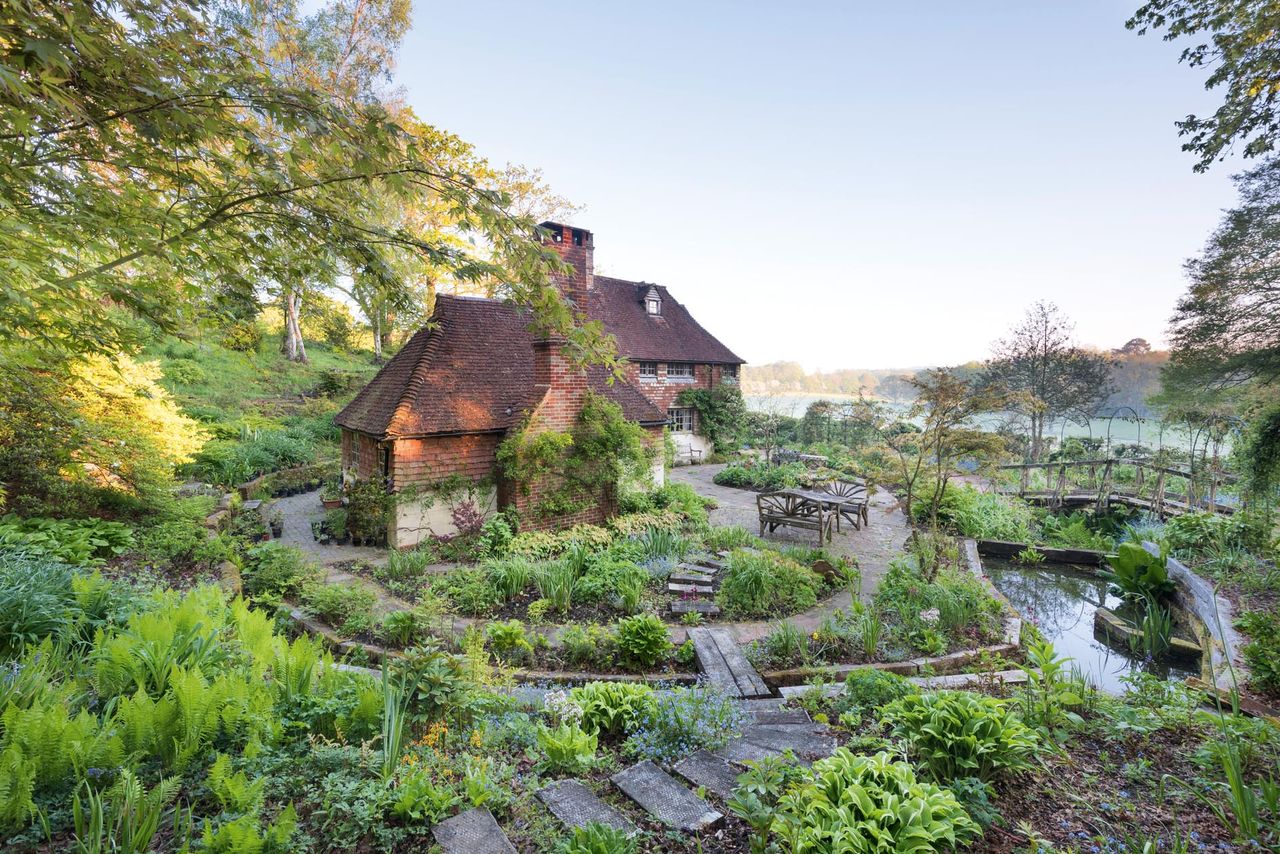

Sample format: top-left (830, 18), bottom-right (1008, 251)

top-left (590, 276), bottom-right (745, 365)
top-left (335, 295), bottom-right (666, 438)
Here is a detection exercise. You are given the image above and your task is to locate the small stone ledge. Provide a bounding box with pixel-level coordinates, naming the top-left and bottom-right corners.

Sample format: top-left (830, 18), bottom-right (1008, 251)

top-left (976, 539), bottom-right (1107, 566)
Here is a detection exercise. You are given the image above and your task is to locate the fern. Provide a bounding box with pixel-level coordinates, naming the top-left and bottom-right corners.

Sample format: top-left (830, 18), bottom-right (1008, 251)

top-left (72, 769), bottom-right (180, 854)
top-left (0, 744), bottom-right (35, 831)
top-left (1, 696), bottom-right (122, 790)
top-left (201, 804), bottom-right (298, 854)
top-left (208, 753), bottom-right (265, 815)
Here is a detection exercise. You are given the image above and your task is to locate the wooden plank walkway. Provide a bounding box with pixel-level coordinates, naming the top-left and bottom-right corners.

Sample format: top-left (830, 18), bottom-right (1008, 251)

top-left (688, 627), bottom-right (771, 699)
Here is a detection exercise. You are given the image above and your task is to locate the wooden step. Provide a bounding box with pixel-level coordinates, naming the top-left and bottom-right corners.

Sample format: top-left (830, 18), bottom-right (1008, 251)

top-left (671, 600), bottom-right (719, 617)
top-left (739, 724), bottom-right (837, 760)
top-left (692, 558), bottom-right (724, 571)
top-left (713, 737), bottom-right (809, 767)
top-left (432, 808), bottom-right (516, 853)
top-left (537, 780), bottom-right (636, 835)
top-left (611, 761), bottom-right (723, 832)
top-left (669, 570), bottom-right (715, 585)
top-left (688, 628), bottom-right (770, 699)
top-left (679, 561), bottom-right (719, 575)
top-left (748, 708), bottom-right (811, 726)
top-left (668, 581), bottom-right (714, 595)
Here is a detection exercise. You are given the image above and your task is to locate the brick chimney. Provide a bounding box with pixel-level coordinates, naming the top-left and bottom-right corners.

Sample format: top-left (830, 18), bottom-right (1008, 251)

top-left (532, 336), bottom-right (565, 396)
top-left (540, 221), bottom-right (593, 310)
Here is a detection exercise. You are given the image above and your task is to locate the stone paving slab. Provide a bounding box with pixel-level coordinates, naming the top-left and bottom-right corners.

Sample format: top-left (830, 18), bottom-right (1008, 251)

top-left (741, 697), bottom-right (787, 710)
top-left (740, 725), bottom-right (837, 760)
top-left (713, 737), bottom-right (785, 766)
top-left (749, 708), bottom-right (812, 725)
top-left (537, 780), bottom-right (636, 835)
top-left (671, 600), bottom-right (720, 616)
top-left (432, 808), bottom-right (516, 853)
top-left (672, 750), bottom-right (742, 799)
top-left (611, 761), bottom-right (723, 832)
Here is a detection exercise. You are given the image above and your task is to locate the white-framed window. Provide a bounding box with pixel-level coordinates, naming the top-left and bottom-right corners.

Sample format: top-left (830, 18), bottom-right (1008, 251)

top-left (722, 364), bottom-right (739, 383)
top-left (638, 361), bottom-right (658, 380)
top-left (668, 407), bottom-right (695, 432)
top-left (646, 296), bottom-right (662, 315)
top-left (667, 362), bottom-right (695, 381)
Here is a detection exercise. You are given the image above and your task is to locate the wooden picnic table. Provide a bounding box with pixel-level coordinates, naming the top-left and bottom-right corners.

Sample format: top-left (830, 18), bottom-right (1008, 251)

top-left (757, 486), bottom-right (866, 544)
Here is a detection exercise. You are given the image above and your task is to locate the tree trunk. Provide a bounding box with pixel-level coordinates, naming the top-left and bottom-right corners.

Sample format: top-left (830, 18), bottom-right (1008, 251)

top-left (372, 311), bottom-right (383, 363)
top-left (281, 288), bottom-right (309, 364)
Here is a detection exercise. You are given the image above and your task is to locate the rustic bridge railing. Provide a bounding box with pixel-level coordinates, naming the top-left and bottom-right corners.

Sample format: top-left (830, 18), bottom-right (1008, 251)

top-left (995, 458), bottom-right (1238, 517)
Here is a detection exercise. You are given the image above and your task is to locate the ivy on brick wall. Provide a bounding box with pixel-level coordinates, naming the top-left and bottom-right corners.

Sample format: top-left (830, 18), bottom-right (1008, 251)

top-left (676, 384), bottom-right (747, 454)
top-left (497, 392), bottom-right (655, 520)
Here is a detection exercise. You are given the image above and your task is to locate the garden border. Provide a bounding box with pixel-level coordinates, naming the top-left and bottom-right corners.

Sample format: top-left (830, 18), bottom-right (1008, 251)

top-left (760, 539), bottom-right (1023, 686)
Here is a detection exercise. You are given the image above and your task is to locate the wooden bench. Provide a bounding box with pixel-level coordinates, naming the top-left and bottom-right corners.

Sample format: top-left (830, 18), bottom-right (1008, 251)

top-left (821, 480), bottom-right (869, 531)
top-left (757, 491), bottom-right (834, 545)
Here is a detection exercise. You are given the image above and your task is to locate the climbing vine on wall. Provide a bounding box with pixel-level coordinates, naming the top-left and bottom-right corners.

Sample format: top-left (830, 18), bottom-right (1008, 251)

top-left (677, 384), bottom-right (747, 454)
top-left (496, 392), bottom-right (655, 520)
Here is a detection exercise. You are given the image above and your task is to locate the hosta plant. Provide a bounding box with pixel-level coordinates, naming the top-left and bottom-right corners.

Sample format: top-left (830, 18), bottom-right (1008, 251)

top-left (771, 750), bottom-right (980, 852)
top-left (569, 681), bottom-right (657, 737)
top-left (881, 690), bottom-right (1039, 782)
top-left (614, 614), bottom-right (672, 669)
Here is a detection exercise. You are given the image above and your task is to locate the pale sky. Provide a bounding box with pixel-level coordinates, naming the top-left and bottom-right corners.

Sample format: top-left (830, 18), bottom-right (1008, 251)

top-left (399, 1), bottom-right (1242, 371)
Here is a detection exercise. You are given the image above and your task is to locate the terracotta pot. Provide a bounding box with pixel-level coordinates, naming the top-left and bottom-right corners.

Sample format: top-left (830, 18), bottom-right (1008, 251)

top-left (321, 498), bottom-right (342, 510)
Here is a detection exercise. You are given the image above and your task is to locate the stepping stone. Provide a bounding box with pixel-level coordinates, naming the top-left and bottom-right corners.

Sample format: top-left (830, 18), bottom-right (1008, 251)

top-left (432, 808), bottom-right (515, 853)
top-left (611, 761), bottom-right (723, 832)
top-left (741, 697), bottom-right (787, 710)
top-left (688, 628), bottom-right (771, 699)
top-left (740, 725), bottom-right (837, 760)
top-left (714, 737), bottom-right (809, 768)
top-left (672, 750), bottom-right (742, 799)
top-left (537, 780), bottom-right (636, 835)
top-left (668, 581), bottom-right (714, 595)
top-left (749, 708), bottom-right (812, 726)
top-left (679, 561), bottom-right (719, 576)
top-left (671, 600), bottom-right (720, 616)
top-left (670, 570), bottom-right (715, 585)
top-left (692, 558), bottom-right (724, 571)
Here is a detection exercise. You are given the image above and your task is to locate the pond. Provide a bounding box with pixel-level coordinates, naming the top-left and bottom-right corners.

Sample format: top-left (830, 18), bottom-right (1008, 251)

top-left (984, 558), bottom-right (1202, 694)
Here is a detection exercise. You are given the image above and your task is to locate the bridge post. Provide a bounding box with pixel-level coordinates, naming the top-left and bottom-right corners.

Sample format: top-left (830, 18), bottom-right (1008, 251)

top-left (1096, 460), bottom-right (1113, 513)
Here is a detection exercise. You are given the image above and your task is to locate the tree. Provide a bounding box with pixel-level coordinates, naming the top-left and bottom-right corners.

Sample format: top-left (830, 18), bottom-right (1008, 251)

top-left (1129, 1), bottom-right (1280, 170)
top-left (1164, 157), bottom-right (1280, 393)
top-left (912, 370), bottom-right (1007, 528)
top-left (983, 302), bottom-right (1114, 462)
top-left (1117, 338), bottom-right (1152, 355)
top-left (1, 0), bottom-right (607, 372)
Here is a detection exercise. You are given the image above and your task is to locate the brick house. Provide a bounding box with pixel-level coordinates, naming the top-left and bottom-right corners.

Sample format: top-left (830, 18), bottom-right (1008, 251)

top-left (335, 222), bottom-right (744, 547)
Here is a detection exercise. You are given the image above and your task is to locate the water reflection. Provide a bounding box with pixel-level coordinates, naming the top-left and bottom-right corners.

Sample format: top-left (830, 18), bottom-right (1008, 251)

top-left (985, 559), bottom-right (1200, 694)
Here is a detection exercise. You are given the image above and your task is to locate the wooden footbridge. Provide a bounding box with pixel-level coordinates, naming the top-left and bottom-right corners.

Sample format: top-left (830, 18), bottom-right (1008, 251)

top-left (996, 458), bottom-right (1238, 517)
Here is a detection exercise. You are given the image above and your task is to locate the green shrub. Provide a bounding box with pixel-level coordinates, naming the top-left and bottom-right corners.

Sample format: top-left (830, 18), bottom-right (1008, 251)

top-left (441, 566), bottom-right (501, 616)
top-left (569, 682), bottom-right (657, 737)
top-left (607, 510), bottom-right (683, 539)
top-left (1038, 512), bottom-right (1114, 551)
top-left (702, 525), bottom-right (764, 552)
top-left (713, 461), bottom-right (805, 491)
top-left (623, 686), bottom-right (746, 762)
top-left (486, 619), bottom-right (534, 664)
top-left (772, 750), bottom-right (980, 851)
top-left (882, 690), bottom-right (1039, 782)
top-left (559, 625), bottom-right (617, 670)
top-left (836, 668), bottom-right (915, 716)
top-left (575, 558), bottom-right (647, 608)
top-left (243, 543), bottom-right (314, 597)
top-left (377, 610), bottom-right (424, 647)
top-left (614, 614), bottom-right (672, 669)
top-left (476, 511), bottom-right (516, 559)
top-left (922, 485), bottom-right (1035, 542)
top-left (1237, 611), bottom-right (1280, 697)
top-left (717, 549), bottom-right (823, 619)
top-left (300, 583), bottom-right (375, 637)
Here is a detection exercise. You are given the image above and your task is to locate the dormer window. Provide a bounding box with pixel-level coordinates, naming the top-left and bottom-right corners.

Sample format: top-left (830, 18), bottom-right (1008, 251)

top-left (646, 296), bottom-right (661, 315)
top-left (638, 361), bottom-right (658, 380)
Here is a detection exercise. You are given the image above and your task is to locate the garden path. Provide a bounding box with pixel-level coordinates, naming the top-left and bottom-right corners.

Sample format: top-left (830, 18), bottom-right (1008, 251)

top-left (273, 489), bottom-right (387, 565)
top-left (667, 463), bottom-right (910, 641)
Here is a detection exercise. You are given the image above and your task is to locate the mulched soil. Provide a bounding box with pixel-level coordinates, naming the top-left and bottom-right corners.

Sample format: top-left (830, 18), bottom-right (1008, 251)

top-left (981, 723), bottom-right (1240, 852)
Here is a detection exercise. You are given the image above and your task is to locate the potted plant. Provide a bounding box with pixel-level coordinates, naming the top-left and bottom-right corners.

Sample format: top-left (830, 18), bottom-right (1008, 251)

top-left (269, 511), bottom-right (284, 539)
top-left (321, 481), bottom-right (343, 510)
top-left (325, 508), bottom-right (348, 545)
top-left (346, 481), bottom-right (390, 547)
